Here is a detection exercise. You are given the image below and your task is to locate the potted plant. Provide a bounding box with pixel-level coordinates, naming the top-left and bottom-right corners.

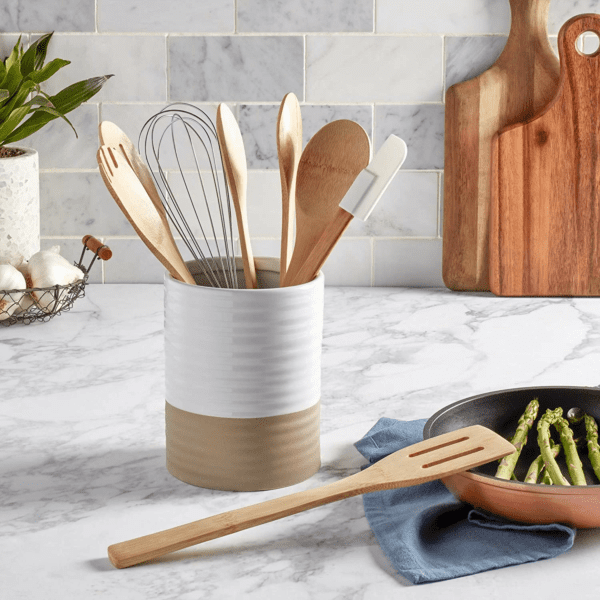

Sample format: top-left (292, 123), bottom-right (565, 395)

top-left (0, 32), bottom-right (112, 264)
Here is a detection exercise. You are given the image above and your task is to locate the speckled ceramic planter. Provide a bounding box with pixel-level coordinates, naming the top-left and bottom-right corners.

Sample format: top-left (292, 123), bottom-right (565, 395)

top-left (0, 148), bottom-right (40, 263)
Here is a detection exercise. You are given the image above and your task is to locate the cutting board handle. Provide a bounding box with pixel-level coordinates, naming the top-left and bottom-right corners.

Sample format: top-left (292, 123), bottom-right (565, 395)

top-left (558, 14), bottom-right (600, 63)
top-left (507, 0), bottom-right (551, 34)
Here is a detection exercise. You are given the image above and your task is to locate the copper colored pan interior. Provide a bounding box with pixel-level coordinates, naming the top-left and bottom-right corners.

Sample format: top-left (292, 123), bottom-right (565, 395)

top-left (423, 386), bottom-right (600, 528)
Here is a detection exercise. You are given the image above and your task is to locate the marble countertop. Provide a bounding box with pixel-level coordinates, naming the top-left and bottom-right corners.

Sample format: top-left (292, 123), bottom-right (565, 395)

top-left (3, 284), bottom-right (600, 599)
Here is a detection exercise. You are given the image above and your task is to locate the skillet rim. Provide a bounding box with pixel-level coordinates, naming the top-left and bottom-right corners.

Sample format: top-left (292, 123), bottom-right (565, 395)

top-left (423, 385), bottom-right (600, 489)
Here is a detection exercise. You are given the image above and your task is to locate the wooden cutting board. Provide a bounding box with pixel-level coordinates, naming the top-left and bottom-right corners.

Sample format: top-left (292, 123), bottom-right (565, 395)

top-left (490, 14), bottom-right (600, 297)
top-left (443, 0), bottom-right (559, 291)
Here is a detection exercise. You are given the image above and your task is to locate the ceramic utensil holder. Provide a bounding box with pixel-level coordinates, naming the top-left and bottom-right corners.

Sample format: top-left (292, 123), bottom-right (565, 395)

top-left (164, 256), bottom-right (323, 491)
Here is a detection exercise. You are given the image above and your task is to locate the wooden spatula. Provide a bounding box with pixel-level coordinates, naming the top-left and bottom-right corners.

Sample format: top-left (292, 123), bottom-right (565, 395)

top-left (284, 135), bottom-right (407, 286)
top-left (97, 145), bottom-right (196, 285)
top-left (98, 121), bottom-right (164, 214)
top-left (277, 93), bottom-right (303, 285)
top-left (107, 425), bottom-right (514, 568)
top-left (216, 103), bottom-right (257, 289)
top-left (282, 120), bottom-right (371, 287)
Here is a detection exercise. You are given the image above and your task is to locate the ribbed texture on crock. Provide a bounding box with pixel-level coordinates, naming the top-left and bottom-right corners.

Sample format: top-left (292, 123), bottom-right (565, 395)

top-left (165, 400), bottom-right (321, 491)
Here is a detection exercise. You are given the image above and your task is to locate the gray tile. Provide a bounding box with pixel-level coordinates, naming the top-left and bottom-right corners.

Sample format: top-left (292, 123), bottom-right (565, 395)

top-left (377, 0), bottom-right (510, 34)
top-left (40, 238), bottom-right (103, 283)
top-left (347, 172), bottom-right (439, 238)
top-left (43, 35), bottom-right (167, 102)
top-left (99, 0), bottom-right (234, 32)
top-left (445, 36), bottom-right (507, 91)
top-left (550, 1), bottom-right (600, 34)
top-left (238, 0), bottom-right (373, 33)
top-left (40, 172), bottom-right (131, 237)
top-left (320, 239), bottom-right (372, 286)
top-left (169, 36), bottom-right (303, 102)
top-left (0, 1), bottom-right (95, 32)
top-left (239, 104), bottom-right (372, 169)
top-left (375, 105), bottom-right (444, 170)
top-left (374, 239), bottom-right (443, 287)
top-left (307, 36), bottom-right (443, 103)
top-left (102, 238), bottom-right (168, 283)
top-left (26, 104), bottom-right (99, 169)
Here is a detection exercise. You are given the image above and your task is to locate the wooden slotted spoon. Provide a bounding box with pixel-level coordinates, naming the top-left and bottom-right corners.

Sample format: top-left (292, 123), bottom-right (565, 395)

top-left (282, 120), bottom-right (371, 286)
top-left (97, 145), bottom-right (195, 285)
top-left (216, 103), bottom-right (257, 289)
top-left (107, 425), bottom-right (515, 568)
top-left (98, 121), bottom-right (164, 214)
top-left (276, 92), bottom-right (303, 284)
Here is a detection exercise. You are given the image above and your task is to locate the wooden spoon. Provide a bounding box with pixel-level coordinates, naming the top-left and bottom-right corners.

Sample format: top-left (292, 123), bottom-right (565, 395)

top-left (107, 425), bottom-right (515, 568)
top-left (276, 93), bottom-right (302, 284)
top-left (216, 104), bottom-right (257, 289)
top-left (282, 120), bottom-right (370, 286)
top-left (98, 121), bottom-right (164, 214)
top-left (97, 145), bottom-right (195, 285)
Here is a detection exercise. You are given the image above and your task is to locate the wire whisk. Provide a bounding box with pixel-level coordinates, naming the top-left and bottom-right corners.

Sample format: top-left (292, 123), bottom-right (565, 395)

top-left (139, 103), bottom-right (239, 288)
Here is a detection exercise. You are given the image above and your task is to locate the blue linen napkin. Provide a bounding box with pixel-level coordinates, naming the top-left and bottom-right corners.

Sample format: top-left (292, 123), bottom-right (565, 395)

top-left (354, 417), bottom-right (576, 584)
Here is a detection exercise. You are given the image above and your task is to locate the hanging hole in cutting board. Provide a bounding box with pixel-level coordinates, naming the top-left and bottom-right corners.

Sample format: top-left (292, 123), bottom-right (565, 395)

top-left (576, 31), bottom-right (600, 56)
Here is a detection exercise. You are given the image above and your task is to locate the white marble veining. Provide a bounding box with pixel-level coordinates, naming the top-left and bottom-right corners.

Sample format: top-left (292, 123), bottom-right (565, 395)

top-left (377, 0), bottom-right (510, 34)
top-left (238, 0), bottom-right (373, 32)
top-left (4, 285), bottom-right (600, 598)
top-left (99, 0), bottom-right (235, 33)
top-left (347, 172), bottom-right (439, 238)
top-left (169, 36), bottom-right (304, 102)
top-left (40, 172), bottom-right (130, 237)
top-left (306, 36), bottom-right (444, 103)
top-left (43, 35), bottom-right (167, 102)
top-left (0, 0), bottom-right (94, 32)
top-left (375, 105), bottom-right (444, 170)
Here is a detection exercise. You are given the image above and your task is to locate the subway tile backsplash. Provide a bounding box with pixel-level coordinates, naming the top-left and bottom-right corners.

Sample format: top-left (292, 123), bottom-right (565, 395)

top-left (7, 1), bottom-right (596, 285)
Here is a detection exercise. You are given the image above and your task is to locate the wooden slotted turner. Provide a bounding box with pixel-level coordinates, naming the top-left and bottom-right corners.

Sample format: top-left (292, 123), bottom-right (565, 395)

top-left (97, 145), bottom-right (195, 285)
top-left (107, 425), bottom-right (514, 568)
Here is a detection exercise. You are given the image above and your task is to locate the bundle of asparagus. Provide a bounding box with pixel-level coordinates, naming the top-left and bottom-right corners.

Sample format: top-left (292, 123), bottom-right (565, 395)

top-left (493, 399), bottom-right (600, 485)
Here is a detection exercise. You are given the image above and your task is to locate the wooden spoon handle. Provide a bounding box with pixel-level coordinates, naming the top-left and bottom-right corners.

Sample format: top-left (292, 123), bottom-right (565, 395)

top-left (108, 472), bottom-right (368, 569)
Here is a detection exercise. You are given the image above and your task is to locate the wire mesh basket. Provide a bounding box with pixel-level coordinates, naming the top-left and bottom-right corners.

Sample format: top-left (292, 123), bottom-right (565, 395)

top-left (0, 235), bottom-right (112, 326)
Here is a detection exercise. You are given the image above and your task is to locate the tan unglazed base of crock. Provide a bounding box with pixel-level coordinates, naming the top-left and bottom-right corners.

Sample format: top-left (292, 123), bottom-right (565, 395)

top-left (165, 400), bottom-right (321, 491)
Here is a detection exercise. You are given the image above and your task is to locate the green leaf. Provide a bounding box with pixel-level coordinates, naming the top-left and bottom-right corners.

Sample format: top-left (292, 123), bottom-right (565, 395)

top-left (0, 89), bottom-right (9, 102)
top-left (24, 94), bottom-right (55, 109)
top-left (0, 79), bottom-right (35, 119)
top-left (21, 33), bottom-right (53, 76)
top-left (26, 58), bottom-right (70, 84)
top-left (2, 74), bottom-right (113, 145)
top-left (4, 36), bottom-right (22, 71)
top-left (32, 105), bottom-right (77, 137)
top-left (0, 61), bottom-right (23, 97)
top-left (0, 105), bottom-right (31, 145)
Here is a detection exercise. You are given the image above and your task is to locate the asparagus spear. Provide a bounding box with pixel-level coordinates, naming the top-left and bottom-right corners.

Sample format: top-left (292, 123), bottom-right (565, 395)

top-left (524, 440), bottom-right (560, 484)
top-left (537, 408), bottom-right (570, 485)
top-left (554, 414), bottom-right (586, 485)
top-left (495, 398), bottom-right (539, 480)
top-left (585, 414), bottom-right (600, 483)
top-left (541, 469), bottom-right (552, 485)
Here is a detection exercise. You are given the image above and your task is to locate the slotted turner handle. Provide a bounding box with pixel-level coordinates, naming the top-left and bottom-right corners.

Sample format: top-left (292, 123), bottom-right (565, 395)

top-left (108, 425), bottom-right (513, 568)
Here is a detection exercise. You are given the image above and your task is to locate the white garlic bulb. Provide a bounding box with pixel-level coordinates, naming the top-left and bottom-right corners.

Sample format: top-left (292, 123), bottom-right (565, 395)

top-left (0, 264), bottom-right (27, 320)
top-left (28, 248), bottom-right (85, 313)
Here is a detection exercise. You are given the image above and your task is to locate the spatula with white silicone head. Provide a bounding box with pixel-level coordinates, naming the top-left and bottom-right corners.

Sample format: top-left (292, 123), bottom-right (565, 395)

top-left (283, 135), bottom-right (407, 286)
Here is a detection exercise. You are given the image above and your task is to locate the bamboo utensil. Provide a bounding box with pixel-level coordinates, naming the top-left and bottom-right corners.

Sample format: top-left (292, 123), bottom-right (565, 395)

top-left (443, 0), bottom-right (559, 291)
top-left (216, 103), bottom-right (257, 289)
top-left (282, 120), bottom-right (371, 287)
top-left (284, 135), bottom-right (407, 287)
top-left (490, 14), bottom-right (600, 296)
top-left (98, 121), bottom-right (164, 214)
top-left (276, 93), bottom-right (303, 285)
top-left (107, 425), bottom-right (514, 568)
top-left (97, 145), bottom-right (196, 285)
